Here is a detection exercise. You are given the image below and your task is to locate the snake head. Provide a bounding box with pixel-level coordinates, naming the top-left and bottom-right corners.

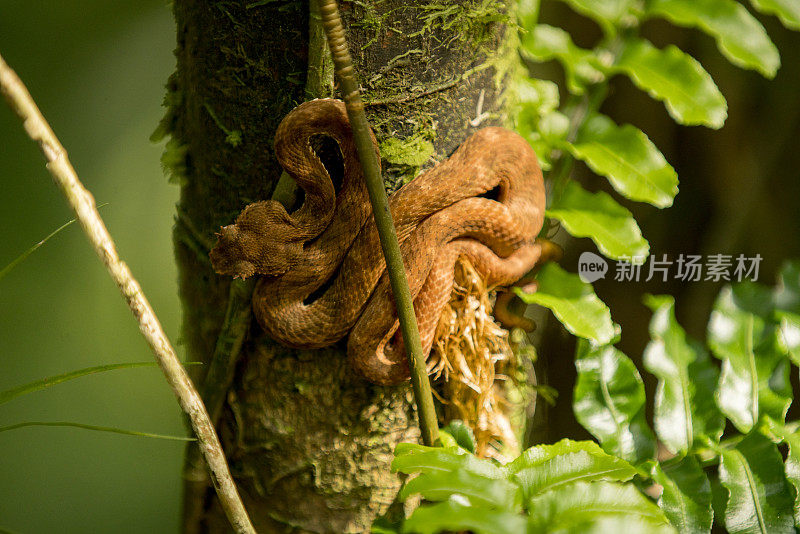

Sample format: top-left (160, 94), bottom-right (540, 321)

top-left (209, 225), bottom-right (261, 278)
top-left (209, 201), bottom-right (302, 279)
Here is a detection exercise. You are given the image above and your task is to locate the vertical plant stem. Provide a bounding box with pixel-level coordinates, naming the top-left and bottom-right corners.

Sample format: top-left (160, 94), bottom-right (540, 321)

top-left (546, 81), bottom-right (608, 206)
top-left (544, 33), bottom-right (619, 207)
top-left (182, 278), bottom-right (256, 534)
top-left (0, 52), bottom-right (256, 534)
top-left (316, 0), bottom-right (439, 447)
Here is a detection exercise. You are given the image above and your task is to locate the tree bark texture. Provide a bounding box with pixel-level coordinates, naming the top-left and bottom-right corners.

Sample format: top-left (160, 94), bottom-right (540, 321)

top-left (168, 0), bottom-right (517, 531)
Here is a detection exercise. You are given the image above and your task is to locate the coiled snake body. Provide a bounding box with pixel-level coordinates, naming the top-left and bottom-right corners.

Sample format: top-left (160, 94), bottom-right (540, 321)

top-left (210, 99), bottom-right (546, 385)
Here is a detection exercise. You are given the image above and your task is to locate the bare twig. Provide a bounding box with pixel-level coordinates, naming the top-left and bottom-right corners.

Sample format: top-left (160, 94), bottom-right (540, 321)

top-left (0, 52), bottom-right (256, 534)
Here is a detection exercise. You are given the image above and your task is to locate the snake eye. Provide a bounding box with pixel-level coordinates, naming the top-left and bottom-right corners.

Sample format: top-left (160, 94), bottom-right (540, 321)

top-left (217, 225), bottom-right (238, 244)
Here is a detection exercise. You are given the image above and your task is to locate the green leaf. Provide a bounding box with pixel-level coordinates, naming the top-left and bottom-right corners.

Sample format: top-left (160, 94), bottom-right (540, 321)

top-left (652, 456), bottom-right (714, 533)
top-left (516, 263), bottom-right (615, 345)
top-left (711, 474), bottom-right (730, 529)
top-left (773, 261), bottom-right (800, 364)
top-left (0, 421), bottom-right (194, 441)
top-left (774, 259), bottom-right (800, 363)
top-left (647, 0), bottom-right (780, 78)
top-left (392, 444), bottom-right (506, 479)
top-left (398, 469), bottom-right (521, 510)
top-left (538, 110), bottom-right (571, 145)
top-left (441, 420), bottom-right (476, 453)
top-left (717, 431), bottom-right (795, 533)
top-left (560, 0), bottom-right (638, 29)
top-left (573, 341), bottom-right (656, 463)
top-left (520, 24), bottom-right (605, 94)
top-left (517, 109), bottom-right (556, 171)
top-left (401, 499), bottom-right (528, 534)
top-left (643, 294), bottom-right (724, 454)
top-left (569, 114), bottom-right (679, 208)
top-left (514, 77), bottom-right (560, 115)
top-left (517, 0), bottom-right (541, 30)
top-left (527, 481), bottom-right (675, 533)
top-left (508, 438), bottom-right (622, 471)
top-left (536, 515), bottom-right (676, 534)
top-left (547, 181), bottom-right (649, 260)
top-left (514, 78), bottom-right (563, 170)
top-left (761, 416), bottom-right (800, 526)
top-left (394, 442), bottom-right (435, 455)
top-left (435, 430), bottom-right (461, 450)
top-left (750, 0), bottom-right (800, 30)
top-left (774, 260), bottom-right (800, 314)
top-left (708, 284), bottom-right (792, 432)
top-left (0, 362), bottom-right (165, 406)
top-left (612, 38), bottom-right (727, 128)
top-left (371, 516), bottom-right (401, 534)
top-left (0, 218), bottom-right (77, 281)
top-left (777, 311), bottom-right (800, 365)
top-left (511, 443), bottom-right (637, 500)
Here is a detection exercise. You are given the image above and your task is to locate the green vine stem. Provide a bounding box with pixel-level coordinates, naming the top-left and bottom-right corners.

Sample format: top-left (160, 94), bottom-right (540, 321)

top-left (316, 0), bottom-right (439, 447)
top-left (546, 84), bottom-right (607, 205)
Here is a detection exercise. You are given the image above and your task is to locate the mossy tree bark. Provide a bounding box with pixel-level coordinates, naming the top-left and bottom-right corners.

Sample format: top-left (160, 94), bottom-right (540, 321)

top-left (167, 0), bottom-right (518, 531)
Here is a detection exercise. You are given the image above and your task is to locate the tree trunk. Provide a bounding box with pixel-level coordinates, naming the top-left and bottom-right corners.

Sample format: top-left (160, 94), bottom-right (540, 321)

top-left (166, 0), bottom-right (518, 531)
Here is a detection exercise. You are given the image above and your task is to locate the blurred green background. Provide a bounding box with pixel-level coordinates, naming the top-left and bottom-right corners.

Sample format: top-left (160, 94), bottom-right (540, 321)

top-left (0, 2), bottom-right (183, 532)
top-left (1, 0), bottom-right (800, 532)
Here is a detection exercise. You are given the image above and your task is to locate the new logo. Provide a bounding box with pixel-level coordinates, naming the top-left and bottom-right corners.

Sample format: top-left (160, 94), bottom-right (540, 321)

top-left (578, 251), bottom-right (608, 283)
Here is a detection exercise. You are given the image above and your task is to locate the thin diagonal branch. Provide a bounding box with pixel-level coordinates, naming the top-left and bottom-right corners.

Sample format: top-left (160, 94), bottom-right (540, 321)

top-left (0, 52), bottom-right (256, 534)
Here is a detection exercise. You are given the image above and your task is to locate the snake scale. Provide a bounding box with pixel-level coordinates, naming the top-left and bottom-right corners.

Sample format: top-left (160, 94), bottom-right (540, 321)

top-left (210, 99), bottom-right (546, 385)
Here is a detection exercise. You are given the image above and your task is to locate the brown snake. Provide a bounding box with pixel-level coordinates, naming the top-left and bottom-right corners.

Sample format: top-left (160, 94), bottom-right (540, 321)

top-left (210, 99), bottom-right (546, 385)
